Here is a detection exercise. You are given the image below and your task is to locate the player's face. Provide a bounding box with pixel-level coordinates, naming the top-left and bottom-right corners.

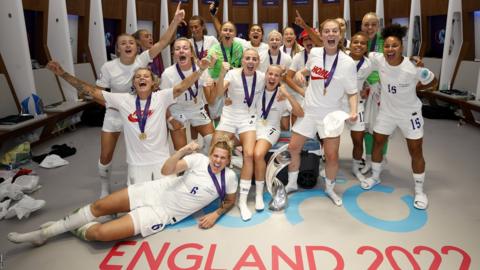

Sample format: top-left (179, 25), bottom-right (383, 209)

top-left (117, 35), bottom-right (137, 58)
top-left (138, 31), bottom-right (153, 49)
top-left (336, 18), bottom-right (346, 35)
top-left (321, 21), bottom-right (340, 52)
top-left (242, 50), bottom-right (259, 75)
top-left (265, 66), bottom-right (282, 90)
top-left (133, 69), bottom-right (154, 93)
top-left (189, 20), bottom-right (204, 40)
top-left (283, 28), bottom-right (296, 46)
top-left (384, 36), bottom-right (403, 66)
top-left (268, 33), bottom-right (282, 51)
top-left (350, 34), bottom-right (368, 59)
top-left (174, 40), bottom-right (193, 66)
top-left (209, 147), bottom-right (230, 173)
top-left (249, 25), bottom-right (263, 44)
top-left (302, 36), bottom-right (314, 52)
top-left (361, 15), bottom-right (379, 39)
top-left (221, 23), bottom-right (236, 45)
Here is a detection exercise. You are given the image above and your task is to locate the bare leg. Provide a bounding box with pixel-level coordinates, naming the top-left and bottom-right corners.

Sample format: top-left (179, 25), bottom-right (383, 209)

top-left (86, 214), bottom-right (135, 241)
top-left (323, 136), bottom-right (342, 206)
top-left (253, 139), bottom-right (272, 211)
top-left (237, 131), bottom-right (256, 220)
top-left (170, 128), bottom-right (188, 151)
top-left (286, 132), bottom-right (307, 193)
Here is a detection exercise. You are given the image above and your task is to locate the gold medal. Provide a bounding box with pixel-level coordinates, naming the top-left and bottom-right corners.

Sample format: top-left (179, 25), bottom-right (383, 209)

top-left (261, 119), bottom-right (268, 126)
top-left (194, 97), bottom-right (198, 104)
top-left (323, 87), bottom-right (327, 96)
top-left (139, 133), bottom-right (147, 140)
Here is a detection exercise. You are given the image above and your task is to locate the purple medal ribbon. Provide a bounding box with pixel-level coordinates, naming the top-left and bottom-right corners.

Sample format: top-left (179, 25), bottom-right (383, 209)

top-left (207, 165), bottom-right (226, 201)
top-left (323, 48), bottom-right (339, 91)
top-left (304, 50), bottom-right (310, 82)
top-left (356, 56), bottom-right (365, 72)
top-left (135, 94), bottom-right (152, 136)
top-left (261, 87), bottom-right (278, 120)
top-left (194, 40), bottom-right (204, 58)
top-left (283, 46), bottom-right (287, 54)
top-left (241, 71), bottom-right (257, 107)
top-left (220, 43), bottom-right (234, 63)
top-left (175, 63), bottom-right (199, 101)
top-left (269, 50), bottom-right (281, 65)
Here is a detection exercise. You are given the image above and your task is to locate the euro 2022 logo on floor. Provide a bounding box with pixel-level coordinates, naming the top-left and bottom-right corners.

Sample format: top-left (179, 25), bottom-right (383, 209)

top-left (168, 183), bottom-right (428, 232)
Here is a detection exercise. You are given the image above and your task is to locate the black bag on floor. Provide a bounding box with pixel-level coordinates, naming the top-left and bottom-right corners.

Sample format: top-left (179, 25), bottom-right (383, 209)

top-left (422, 105), bottom-right (459, 120)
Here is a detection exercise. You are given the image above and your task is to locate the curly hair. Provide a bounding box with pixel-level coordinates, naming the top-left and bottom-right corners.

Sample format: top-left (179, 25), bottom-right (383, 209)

top-left (381, 24), bottom-right (408, 44)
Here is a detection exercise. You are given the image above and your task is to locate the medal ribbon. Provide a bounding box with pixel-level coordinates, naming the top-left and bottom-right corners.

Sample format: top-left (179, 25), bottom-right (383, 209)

top-left (304, 50), bottom-right (310, 82)
top-left (221, 43), bottom-right (234, 64)
top-left (241, 70), bottom-right (257, 108)
top-left (369, 36), bottom-right (377, 52)
top-left (356, 56), bottom-right (365, 72)
top-left (175, 63), bottom-right (199, 100)
top-left (207, 165), bottom-right (226, 201)
top-left (194, 39), bottom-right (204, 58)
top-left (268, 50), bottom-right (281, 65)
top-left (323, 48), bottom-right (339, 91)
top-left (135, 94), bottom-right (152, 136)
top-left (261, 87), bottom-right (278, 120)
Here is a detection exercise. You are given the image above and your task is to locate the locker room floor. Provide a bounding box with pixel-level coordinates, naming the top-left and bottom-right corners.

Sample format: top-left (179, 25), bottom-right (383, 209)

top-left (0, 117), bottom-right (479, 269)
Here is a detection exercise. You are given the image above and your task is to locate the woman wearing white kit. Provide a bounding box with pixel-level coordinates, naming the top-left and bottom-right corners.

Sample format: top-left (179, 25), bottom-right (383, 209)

top-left (252, 65), bottom-right (304, 211)
top-left (95, 3), bottom-right (185, 198)
top-left (160, 38), bottom-right (216, 152)
top-left (214, 49), bottom-right (265, 221)
top-left (280, 27), bottom-right (304, 58)
top-left (287, 19), bottom-right (358, 206)
top-left (361, 25), bottom-right (437, 210)
top-left (258, 30), bottom-right (292, 73)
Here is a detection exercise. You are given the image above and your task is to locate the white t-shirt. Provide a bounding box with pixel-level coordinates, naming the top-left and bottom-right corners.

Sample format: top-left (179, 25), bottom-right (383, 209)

top-left (304, 47), bottom-right (357, 118)
top-left (223, 68), bottom-right (266, 115)
top-left (160, 64), bottom-right (211, 112)
top-left (280, 45), bottom-right (304, 58)
top-left (96, 50), bottom-right (152, 93)
top-left (161, 153), bottom-right (238, 223)
top-left (234, 37), bottom-right (269, 55)
top-left (189, 35), bottom-right (219, 58)
top-left (102, 89), bottom-right (175, 166)
top-left (342, 56), bottom-right (374, 112)
top-left (369, 52), bottom-right (434, 118)
top-left (289, 50), bottom-right (309, 72)
top-left (258, 50), bottom-right (292, 73)
top-left (255, 89), bottom-right (292, 129)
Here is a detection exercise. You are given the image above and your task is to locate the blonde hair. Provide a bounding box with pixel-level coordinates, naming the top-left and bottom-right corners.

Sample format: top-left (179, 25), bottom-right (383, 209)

top-left (131, 67), bottom-right (160, 91)
top-left (210, 134), bottom-right (234, 159)
top-left (267, 30), bottom-right (282, 41)
top-left (173, 37), bottom-right (198, 62)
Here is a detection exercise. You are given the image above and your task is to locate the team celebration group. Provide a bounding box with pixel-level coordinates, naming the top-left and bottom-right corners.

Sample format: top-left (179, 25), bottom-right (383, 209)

top-left (8, 3), bottom-right (437, 246)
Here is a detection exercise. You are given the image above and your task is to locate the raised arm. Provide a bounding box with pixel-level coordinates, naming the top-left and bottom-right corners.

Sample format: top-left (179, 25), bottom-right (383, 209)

top-left (209, 2), bottom-right (222, 36)
top-left (47, 61), bottom-right (105, 105)
top-left (161, 141), bottom-right (200, 175)
top-left (215, 62), bottom-right (231, 97)
top-left (198, 192), bottom-right (236, 229)
top-left (295, 10), bottom-right (323, 47)
top-left (173, 57), bottom-right (212, 98)
top-left (279, 83), bottom-right (304, 117)
top-left (149, 2), bottom-right (185, 58)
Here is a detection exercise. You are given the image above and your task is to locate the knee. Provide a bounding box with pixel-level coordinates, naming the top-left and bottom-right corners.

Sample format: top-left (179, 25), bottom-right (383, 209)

top-left (288, 144), bottom-right (301, 156)
top-left (90, 200), bottom-right (108, 216)
top-left (88, 225), bottom-right (109, 241)
top-left (253, 151), bottom-right (265, 163)
top-left (324, 151), bottom-right (339, 164)
top-left (243, 149), bottom-right (254, 161)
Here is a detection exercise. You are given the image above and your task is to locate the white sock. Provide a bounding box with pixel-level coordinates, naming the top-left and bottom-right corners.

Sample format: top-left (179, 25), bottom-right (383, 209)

top-left (371, 162), bottom-right (383, 180)
top-left (255, 181), bottom-right (265, 211)
top-left (8, 205), bottom-right (96, 245)
top-left (71, 221), bottom-right (99, 241)
top-left (98, 161), bottom-right (112, 198)
top-left (286, 171), bottom-right (299, 193)
top-left (324, 178), bottom-right (336, 193)
top-left (201, 134), bottom-right (213, 155)
top-left (43, 205), bottom-right (96, 239)
top-left (413, 172), bottom-right (425, 194)
top-left (238, 180), bottom-right (252, 221)
top-left (352, 159), bottom-right (363, 173)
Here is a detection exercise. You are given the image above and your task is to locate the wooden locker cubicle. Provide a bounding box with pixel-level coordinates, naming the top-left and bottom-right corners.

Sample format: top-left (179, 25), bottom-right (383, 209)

top-left (136, 0), bottom-right (161, 42)
top-left (258, 0), bottom-right (284, 33)
top-left (229, 0), bottom-right (253, 39)
top-left (199, 0), bottom-right (224, 23)
top-left (318, 0), bottom-right (342, 24)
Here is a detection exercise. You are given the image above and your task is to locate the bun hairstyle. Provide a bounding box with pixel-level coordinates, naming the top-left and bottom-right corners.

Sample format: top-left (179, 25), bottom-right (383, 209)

top-left (381, 24), bottom-right (408, 44)
top-left (210, 135), bottom-right (234, 159)
top-left (131, 67), bottom-right (160, 91)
